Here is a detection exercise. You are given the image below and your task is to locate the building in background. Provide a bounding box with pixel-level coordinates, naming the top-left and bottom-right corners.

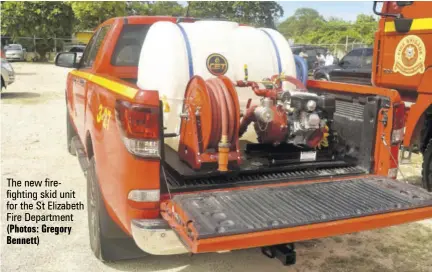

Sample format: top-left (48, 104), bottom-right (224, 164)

top-left (73, 31), bottom-right (93, 45)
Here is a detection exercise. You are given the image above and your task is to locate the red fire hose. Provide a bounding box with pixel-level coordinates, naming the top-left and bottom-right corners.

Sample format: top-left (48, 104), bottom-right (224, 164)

top-left (206, 78), bottom-right (238, 171)
top-left (205, 78), bottom-right (236, 148)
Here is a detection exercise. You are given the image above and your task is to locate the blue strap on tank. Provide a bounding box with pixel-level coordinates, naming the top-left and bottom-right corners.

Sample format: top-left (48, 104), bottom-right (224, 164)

top-left (177, 24), bottom-right (194, 78)
top-left (294, 55), bottom-right (308, 86)
top-left (261, 29), bottom-right (282, 74)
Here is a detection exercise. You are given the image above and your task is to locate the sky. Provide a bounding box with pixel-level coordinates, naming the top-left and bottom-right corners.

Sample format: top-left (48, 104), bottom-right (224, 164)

top-left (278, 1), bottom-right (375, 22)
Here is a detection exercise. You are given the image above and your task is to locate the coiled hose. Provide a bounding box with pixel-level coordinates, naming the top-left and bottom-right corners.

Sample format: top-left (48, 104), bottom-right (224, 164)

top-left (206, 78), bottom-right (237, 171)
top-left (205, 78), bottom-right (236, 148)
top-left (294, 55), bottom-right (308, 86)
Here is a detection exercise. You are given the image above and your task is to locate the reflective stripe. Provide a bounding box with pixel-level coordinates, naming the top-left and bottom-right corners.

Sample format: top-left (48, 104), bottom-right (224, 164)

top-left (261, 29), bottom-right (282, 74)
top-left (177, 24), bottom-right (194, 78)
top-left (70, 70), bottom-right (138, 99)
top-left (385, 18), bottom-right (432, 32)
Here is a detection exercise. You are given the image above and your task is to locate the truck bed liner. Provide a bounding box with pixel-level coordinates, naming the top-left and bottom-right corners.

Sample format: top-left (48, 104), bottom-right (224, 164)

top-left (163, 142), bottom-right (366, 192)
top-left (163, 142), bottom-right (353, 180)
top-left (165, 165), bottom-right (366, 192)
top-left (170, 177), bottom-right (432, 239)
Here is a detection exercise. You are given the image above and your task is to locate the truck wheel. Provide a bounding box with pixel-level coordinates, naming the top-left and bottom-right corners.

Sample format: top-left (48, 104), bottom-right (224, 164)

top-left (87, 157), bottom-right (145, 261)
top-left (422, 139), bottom-right (432, 192)
top-left (66, 109), bottom-right (77, 156)
top-left (87, 157), bottom-right (120, 261)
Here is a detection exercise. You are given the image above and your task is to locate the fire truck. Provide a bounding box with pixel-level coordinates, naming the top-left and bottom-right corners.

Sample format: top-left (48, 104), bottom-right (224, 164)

top-left (55, 1), bottom-right (432, 265)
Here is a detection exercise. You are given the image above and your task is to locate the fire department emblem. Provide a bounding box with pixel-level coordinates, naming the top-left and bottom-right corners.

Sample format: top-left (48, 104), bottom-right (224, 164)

top-left (393, 35), bottom-right (426, 76)
top-left (206, 53), bottom-right (228, 76)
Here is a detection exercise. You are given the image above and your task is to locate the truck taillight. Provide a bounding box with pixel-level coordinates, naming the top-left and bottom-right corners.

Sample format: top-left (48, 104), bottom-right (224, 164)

top-left (115, 100), bottom-right (160, 158)
top-left (391, 103), bottom-right (405, 145)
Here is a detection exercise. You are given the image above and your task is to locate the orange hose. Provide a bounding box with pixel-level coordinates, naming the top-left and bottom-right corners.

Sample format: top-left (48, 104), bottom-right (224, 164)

top-left (218, 80), bottom-right (235, 143)
top-left (205, 78), bottom-right (236, 147)
top-left (205, 78), bottom-right (237, 172)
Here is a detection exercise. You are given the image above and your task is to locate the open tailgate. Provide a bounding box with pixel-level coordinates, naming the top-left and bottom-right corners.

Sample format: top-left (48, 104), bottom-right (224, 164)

top-left (161, 176), bottom-right (432, 253)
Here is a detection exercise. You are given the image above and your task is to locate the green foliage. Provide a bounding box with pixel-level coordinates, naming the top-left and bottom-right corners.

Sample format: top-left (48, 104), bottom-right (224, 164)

top-left (189, 1), bottom-right (283, 28)
top-left (70, 1), bottom-right (282, 29)
top-left (126, 1), bottom-right (184, 16)
top-left (278, 8), bottom-right (377, 45)
top-left (70, 1), bottom-right (128, 31)
top-left (353, 14), bottom-right (378, 45)
top-left (278, 8), bottom-right (324, 40)
top-left (1, 2), bottom-right (74, 37)
top-left (1, 2), bottom-right (376, 60)
top-left (1, 1), bottom-right (74, 59)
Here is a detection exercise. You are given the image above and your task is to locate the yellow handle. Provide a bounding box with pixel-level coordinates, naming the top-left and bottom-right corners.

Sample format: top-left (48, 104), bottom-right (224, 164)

top-left (161, 95), bottom-right (171, 113)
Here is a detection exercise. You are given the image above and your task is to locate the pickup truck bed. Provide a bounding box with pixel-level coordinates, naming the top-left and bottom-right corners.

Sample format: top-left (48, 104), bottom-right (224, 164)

top-left (162, 176), bottom-right (432, 253)
top-left (171, 176), bottom-right (432, 239)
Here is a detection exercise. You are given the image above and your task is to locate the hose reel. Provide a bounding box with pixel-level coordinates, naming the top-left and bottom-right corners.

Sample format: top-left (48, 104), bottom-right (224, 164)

top-left (178, 76), bottom-right (241, 171)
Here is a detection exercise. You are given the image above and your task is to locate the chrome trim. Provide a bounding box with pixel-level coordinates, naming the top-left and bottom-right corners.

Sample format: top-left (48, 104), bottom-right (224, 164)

top-left (131, 219), bottom-right (188, 255)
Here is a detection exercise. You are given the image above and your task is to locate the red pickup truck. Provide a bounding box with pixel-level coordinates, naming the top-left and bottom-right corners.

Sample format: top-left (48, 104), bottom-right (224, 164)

top-left (55, 15), bottom-right (432, 264)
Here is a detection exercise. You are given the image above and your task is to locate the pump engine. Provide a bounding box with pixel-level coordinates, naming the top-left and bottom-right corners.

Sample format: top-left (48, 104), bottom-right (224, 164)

top-left (238, 75), bottom-right (336, 149)
top-left (285, 91), bottom-right (335, 147)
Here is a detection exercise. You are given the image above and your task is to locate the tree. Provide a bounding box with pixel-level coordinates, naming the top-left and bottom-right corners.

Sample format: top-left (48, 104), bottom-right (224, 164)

top-left (278, 8), bottom-right (377, 47)
top-left (188, 1), bottom-right (283, 28)
top-left (147, 1), bottom-right (185, 16)
top-left (353, 14), bottom-right (377, 45)
top-left (278, 8), bottom-right (325, 42)
top-left (70, 1), bottom-right (128, 31)
top-left (126, 1), bottom-right (184, 16)
top-left (1, 1), bottom-right (74, 60)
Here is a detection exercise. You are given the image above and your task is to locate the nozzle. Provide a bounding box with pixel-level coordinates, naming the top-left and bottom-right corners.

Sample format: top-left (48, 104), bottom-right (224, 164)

top-left (218, 145), bottom-right (230, 172)
top-left (218, 137), bottom-right (230, 172)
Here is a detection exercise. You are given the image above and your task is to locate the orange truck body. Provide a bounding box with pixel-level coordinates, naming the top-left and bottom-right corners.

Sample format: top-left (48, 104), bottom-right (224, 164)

top-left (372, 2), bottom-right (432, 154)
top-left (62, 2), bottom-right (432, 261)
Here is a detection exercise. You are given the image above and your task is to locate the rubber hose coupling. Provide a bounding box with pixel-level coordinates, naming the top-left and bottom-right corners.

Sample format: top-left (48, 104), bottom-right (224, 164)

top-left (218, 136), bottom-right (230, 172)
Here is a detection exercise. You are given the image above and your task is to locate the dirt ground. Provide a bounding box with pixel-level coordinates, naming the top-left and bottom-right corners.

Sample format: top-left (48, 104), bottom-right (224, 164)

top-left (1, 62), bottom-right (431, 272)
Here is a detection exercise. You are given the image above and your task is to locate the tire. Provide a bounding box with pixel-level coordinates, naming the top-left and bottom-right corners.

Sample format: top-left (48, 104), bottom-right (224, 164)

top-left (87, 157), bottom-right (144, 261)
top-left (318, 77), bottom-right (328, 81)
top-left (87, 157), bottom-right (120, 261)
top-left (422, 139), bottom-right (432, 192)
top-left (66, 109), bottom-right (77, 156)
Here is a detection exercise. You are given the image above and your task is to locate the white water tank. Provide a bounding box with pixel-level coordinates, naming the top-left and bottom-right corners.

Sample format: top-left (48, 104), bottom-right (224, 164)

top-left (137, 20), bottom-right (296, 145)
